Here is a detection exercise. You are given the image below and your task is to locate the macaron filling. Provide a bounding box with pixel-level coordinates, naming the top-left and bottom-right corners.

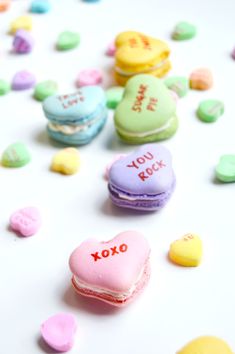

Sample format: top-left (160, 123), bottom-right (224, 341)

top-left (115, 58), bottom-right (168, 77)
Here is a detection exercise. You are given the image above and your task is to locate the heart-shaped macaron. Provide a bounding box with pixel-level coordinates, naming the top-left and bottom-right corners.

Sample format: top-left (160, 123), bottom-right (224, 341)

top-left (69, 231), bottom-right (151, 306)
top-left (215, 155), bottom-right (235, 183)
top-left (178, 336), bottom-right (233, 354)
top-left (10, 207), bottom-right (41, 237)
top-left (1, 142), bottom-right (31, 167)
top-left (12, 70), bottom-right (36, 90)
top-left (51, 148), bottom-right (80, 175)
top-left (57, 31), bottom-right (80, 51)
top-left (169, 233), bottom-right (202, 267)
top-left (114, 74), bottom-right (178, 143)
top-left (41, 313), bottom-right (77, 352)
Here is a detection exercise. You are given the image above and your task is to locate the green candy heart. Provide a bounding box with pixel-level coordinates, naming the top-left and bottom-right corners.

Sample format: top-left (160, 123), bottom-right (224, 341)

top-left (34, 80), bottom-right (58, 101)
top-left (172, 21), bottom-right (197, 40)
top-left (216, 155), bottom-right (235, 183)
top-left (197, 99), bottom-right (224, 122)
top-left (164, 76), bottom-right (189, 97)
top-left (106, 86), bottom-right (124, 109)
top-left (57, 31), bottom-right (80, 51)
top-left (114, 74), bottom-right (178, 144)
top-left (0, 80), bottom-right (10, 96)
top-left (2, 142), bottom-right (31, 168)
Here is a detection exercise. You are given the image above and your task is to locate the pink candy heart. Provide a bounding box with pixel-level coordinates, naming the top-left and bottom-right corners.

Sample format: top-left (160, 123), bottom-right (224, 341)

top-left (41, 313), bottom-right (77, 352)
top-left (76, 69), bottom-right (103, 87)
top-left (10, 207), bottom-right (41, 237)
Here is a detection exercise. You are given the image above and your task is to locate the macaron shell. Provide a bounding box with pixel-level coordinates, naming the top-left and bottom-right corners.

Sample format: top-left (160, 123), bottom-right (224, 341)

top-left (109, 144), bottom-right (174, 195)
top-left (69, 231), bottom-right (150, 293)
top-left (177, 336), bottom-right (233, 354)
top-left (114, 74), bottom-right (176, 136)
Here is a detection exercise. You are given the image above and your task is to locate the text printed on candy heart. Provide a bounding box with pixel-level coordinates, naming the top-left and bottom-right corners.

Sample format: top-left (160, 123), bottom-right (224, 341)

top-left (57, 92), bottom-right (85, 109)
top-left (132, 84), bottom-right (158, 112)
top-left (91, 243), bottom-right (128, 262)
top-left (126, 151), bottom-right (166, 181)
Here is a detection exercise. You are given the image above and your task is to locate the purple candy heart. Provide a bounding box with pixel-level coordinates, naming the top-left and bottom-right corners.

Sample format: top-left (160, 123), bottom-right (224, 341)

top-left (12, 71), bottom-right (36, 90)
top-left (13, 29), bottom-right (34, 54)
top-left (231, 47), bottom-right (235, 60)
top-left (108, 144), bottom-right (175, 211)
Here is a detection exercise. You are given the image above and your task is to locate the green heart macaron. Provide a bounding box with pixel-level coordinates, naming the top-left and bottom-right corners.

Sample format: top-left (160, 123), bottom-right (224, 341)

top-left (57, 31), bottom-right (80, 51)
top-left (172, 21), bottom-right (197, 40)
top-left (216, 155), bottom-right (235, 183)
top-left (197, 99), bottom-right (224, 122)
top-left (1, 142), bottom-right (31, 167)
top-left (114, 74), bottom-right (178, 144)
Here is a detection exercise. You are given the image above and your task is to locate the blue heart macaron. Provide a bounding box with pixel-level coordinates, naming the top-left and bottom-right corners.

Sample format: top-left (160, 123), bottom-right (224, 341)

top-left (42, 87), bottom-right (108, 145)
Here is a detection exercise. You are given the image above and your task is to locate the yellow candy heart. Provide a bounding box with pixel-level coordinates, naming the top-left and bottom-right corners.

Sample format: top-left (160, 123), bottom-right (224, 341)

top-left (51, 148), bottom-right (80, 175)
top-left (115, 31), bottom-right (171, 86)
top-left (178, 336), bottom-right (233, 354)
top-left (10, 15), bottom-right (32, 34)
top-left (169, 233), bottom-right (202, 267)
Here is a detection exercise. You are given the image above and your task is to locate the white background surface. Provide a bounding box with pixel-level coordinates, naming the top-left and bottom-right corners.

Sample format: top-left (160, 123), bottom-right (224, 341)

top-left (0, 0), bottom-right (235, 353)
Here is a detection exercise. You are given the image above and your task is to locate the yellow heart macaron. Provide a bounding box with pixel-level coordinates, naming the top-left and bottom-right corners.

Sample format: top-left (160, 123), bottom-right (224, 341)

top-left (51, 148), bottom-right (80, 175)
top-left (115, 31), bottom-right (171, 86)
top-left (178, 336), bottom-right (233, 354)
top-left (169, 233), bottom-right (202, 267)
top-left (10, 15), bottom-right (32, 34)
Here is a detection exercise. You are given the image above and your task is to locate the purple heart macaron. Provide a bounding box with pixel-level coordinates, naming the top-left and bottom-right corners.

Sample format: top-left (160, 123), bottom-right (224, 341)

top-left (12, 70), bottom-right (36, 90)
top-left (108, 144), bottom-right (175, 211)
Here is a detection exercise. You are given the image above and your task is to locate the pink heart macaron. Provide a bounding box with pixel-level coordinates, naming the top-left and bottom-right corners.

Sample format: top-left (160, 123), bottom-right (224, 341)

top-left (41, 313), bottom-right (77, 352)
top-left (108, 144), bottom-right (175, 211)
top-left (69, 231), bottom-right (151, 307)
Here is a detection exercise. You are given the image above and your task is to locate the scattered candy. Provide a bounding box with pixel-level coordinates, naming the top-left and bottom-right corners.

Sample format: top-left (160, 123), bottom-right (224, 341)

top-left (10, 207), bottom-right (41, 237)
top-left (105, 86), bottom-right (124, 109)
top-left (231, 47), bottom-right (235, 60)
top-left (169, 89), bottom-right (179, 103)
top-left (172, 21), bottom-right (197, 40)
top-left (76, 69), bottom-right (103, 87)
top-left (105, 154), bottom-right (127, 180)
top-left (34, 80), bottom-right (58, 101)
top-left (164, 76), bottom-right (189, 97)
top-left (12, 71), bottom-right (36, 90)
top-left (13, 29), bottom-right (34, 54)
top-left (169, 233), bottom-right (202, 267)
top-left (0, 80), bottom-right (10, 96)
top-left (215, 155), bottom-right (235, 183)
top-left (51, 148), bottom-right (80, 175)
top-left (57, 31), bottom-right (80, 51)
top-left (1, 142), bottom-right (31, 168)
top-left (190, 68), bottom-right (213, 90)
top-left (178, 336), bottom-right (233, 354)
top-left (106, 41), bottom-right (116, 56)
top-left (197, 99), bottom-right (224, 122)
top-left (30, 0), bottom-right (51, 14)
top-left (10, 16), bottom-right (33, 35)
top-left (0, 0), bottom-right (11, 12)
top-left (41, 313), bottom-right (77, 352)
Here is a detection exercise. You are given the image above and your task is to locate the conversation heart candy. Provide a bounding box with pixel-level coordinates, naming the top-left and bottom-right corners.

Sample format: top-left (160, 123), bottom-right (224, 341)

top-left (169, 233), bottom-right (202, 267)
top-left (13, 29), bottom-right (34, 54)
top-left (51, 148), bottom-right (80, 175)
top-left (0, 80), bottom-right (10, 95)
top-left (12, 70), bottom-right (36, 90)
top-left (30, 0), bottom-right (51, 13)
top-left (106, 41), bottom-right (116, 56)
top-left (215, 155), bottom-right (235, 183)
top-left (177, 336), bottom-right (233, 354)
top-left (190, 68), bottom-right (213, 90)
top-left (57, 31), bottom-right (80, 51)
top-left (197, 99), bottom-right (224, 122)
top-left (231, 47), bottom-right (235, 60)
top-left (76, 69), bottom-right (103, 87)
top-left (10, 207), bottom-right (41, 237)
top-left (10, 15), bottom-right (33, 34)
top-left (1, 142), bottom-right (31, 168)
top-left (34, 80), bottom-right (58, 101)
top-left (106, 86), bottom-right (124, 109)
top-left (164, 76), bottom-right (189, 97)
top-left (0, 0), bottom-right (11, 12)
top-left (172, 21), bottom-right (197, 40)
top-left (41, 313), bottom-right (77, 352)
